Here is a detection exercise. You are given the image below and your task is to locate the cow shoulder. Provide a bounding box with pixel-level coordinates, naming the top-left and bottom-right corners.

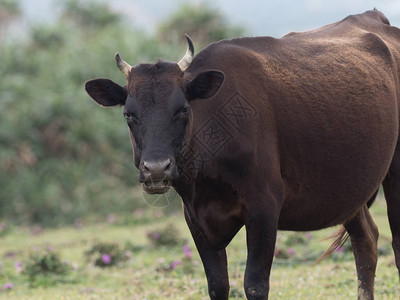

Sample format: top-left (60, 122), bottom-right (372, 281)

top-left (359, 32), bottom-right (393, 63)
top-left (341, 9), bottom-right (390, 27)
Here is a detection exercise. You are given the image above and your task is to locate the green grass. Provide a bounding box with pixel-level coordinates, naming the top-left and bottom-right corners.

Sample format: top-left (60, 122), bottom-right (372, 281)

top-left (0, 196), bottom-right (398, 299)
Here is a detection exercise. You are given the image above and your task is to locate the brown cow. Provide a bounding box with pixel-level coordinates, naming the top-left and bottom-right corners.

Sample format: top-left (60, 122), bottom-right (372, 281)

top-left (85, 9), bottom-right (400, 300)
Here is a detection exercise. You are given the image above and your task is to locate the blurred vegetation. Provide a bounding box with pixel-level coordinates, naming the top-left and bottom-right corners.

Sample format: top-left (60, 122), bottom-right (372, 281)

top-left (0, 0), bottom-right (245, 227)
top-left (0, 0), bottom-right (21, 43)
top-left (147, 223), bottom-right (183, 247)
top-left (85, 241), bottom-right (130, 268)
top-left (23, 249), bottom-right (73, 287)
top-left (157, 2), bottom-right (245, 47)
top-left (61, 0), bottom-right (120, 28)
top-left (0, 203), bottom-right (397, 298)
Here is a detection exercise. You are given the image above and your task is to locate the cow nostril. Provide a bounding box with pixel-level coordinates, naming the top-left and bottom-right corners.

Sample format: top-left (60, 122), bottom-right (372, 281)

top-left (142, 159), bottom-right (173, 176)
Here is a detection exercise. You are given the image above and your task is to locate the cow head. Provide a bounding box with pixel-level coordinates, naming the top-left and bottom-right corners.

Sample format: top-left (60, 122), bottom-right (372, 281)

top-left (85, 36), bottom-right (225, 194)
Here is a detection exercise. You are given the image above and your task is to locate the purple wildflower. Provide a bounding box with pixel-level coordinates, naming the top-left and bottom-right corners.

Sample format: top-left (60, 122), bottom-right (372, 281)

top-left (74, 219), bottom-right (83, 229)
top-left (336, 246), bottom-right (344, 253)
top-left (288, 248), bottom-right (296, 256)
top-left (134, 208), bottom-right (144, 217)
top-left (4, 283), bottom-right (13, 289)
top-left (182, 245), bottom-right (193, 259)
top-left (106, 214), bottom-right (116, 224)
top-left (15, 261), bottom-right (22, 273)
top-left (170, 260), bottom-right (181, 270)
top-left (101, 254), bottom-right (112, 265)
top-left (273, 248), bottom-right (278, 257)
top-left (152, 232), bottom-right (161, 240)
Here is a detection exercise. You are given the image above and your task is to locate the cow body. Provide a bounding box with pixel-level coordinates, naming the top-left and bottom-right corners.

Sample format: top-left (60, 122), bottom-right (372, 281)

top-left (85, 10), bottom-right (400, 300)
top-left (178, 9), bottom-right (399, 238)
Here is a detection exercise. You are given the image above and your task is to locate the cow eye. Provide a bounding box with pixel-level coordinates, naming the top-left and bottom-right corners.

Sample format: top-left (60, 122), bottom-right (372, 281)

top-left (123, 112), bottom-right (135, 122)
top-left (180, 105), bottom-right (190, 116)
top-left (173, 105), bottom-right (190, 120)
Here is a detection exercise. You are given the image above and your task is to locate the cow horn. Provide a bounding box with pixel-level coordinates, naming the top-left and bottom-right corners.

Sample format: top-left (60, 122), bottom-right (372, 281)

top-left (115, 52), bottom-right (132, 77)
top-left (177, 34), bottom-right (194, 72)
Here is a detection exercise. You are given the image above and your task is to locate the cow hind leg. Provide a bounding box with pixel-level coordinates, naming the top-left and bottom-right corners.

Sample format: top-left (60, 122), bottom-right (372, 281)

top-left (383, 152), bottom-right (400, 282)
top-left (344, 204), bottom-right (379, 300)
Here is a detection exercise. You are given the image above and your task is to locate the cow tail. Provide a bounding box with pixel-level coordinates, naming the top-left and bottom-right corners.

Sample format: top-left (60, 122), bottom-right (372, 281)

top-left (313, 190), bottom-right (378, 264)
top-left (313, 226), bottom-right (349, 265)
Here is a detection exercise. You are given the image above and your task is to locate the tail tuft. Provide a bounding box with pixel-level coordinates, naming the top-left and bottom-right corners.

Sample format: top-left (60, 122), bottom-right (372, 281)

top-left (314, 226), bottom-right (349, 265)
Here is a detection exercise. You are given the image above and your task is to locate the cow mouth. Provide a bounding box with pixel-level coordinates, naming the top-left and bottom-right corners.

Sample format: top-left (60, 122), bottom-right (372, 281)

top-left (142, 180), bottom-right (172, 194)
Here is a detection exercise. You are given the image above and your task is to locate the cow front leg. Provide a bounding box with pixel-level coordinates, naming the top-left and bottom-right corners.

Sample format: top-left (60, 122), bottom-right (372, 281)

top-left (244, 211), bottom-right (279, 300)
top-left (184, 208), bottom-right (229, 300)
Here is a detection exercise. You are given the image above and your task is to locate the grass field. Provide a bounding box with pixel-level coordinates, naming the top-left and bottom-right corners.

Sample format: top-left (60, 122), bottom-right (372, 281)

top-left (0, 195), bottom-right (398, 299)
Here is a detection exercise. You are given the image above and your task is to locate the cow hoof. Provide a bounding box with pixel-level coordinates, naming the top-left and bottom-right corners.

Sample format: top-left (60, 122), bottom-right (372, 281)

top-left (245, 286), bottom-right (268, 300)
top-left (208, 286), bottom-right (229, 300)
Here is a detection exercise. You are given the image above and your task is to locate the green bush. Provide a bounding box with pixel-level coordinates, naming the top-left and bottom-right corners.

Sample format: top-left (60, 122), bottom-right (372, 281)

top-left (147, 223), bottom-right (183, 247)
top-left (0, 1), bottom-right (148, 226)
top-left (85, 241), bottom-right (129, 267)
top-left (22, 250), bottom-right (72, 287)
top-left (157, 2), bottom-right (245, 46)
top-left (0, 0), bottom-right (245, 227)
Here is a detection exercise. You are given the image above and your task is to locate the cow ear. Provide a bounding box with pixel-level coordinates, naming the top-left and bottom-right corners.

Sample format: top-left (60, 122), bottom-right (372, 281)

top-left (85, 78), bottom-right (127, 107)
top-left (186, 70), bottom-right (225, 100)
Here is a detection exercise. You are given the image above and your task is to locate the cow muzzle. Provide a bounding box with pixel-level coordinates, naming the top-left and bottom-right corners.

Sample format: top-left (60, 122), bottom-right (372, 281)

top-left (139, 158), bottom-right (176, 194)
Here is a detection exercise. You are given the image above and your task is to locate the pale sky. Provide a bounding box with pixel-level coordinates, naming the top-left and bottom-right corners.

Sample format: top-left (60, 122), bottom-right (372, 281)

top-left (19, 0), bottom-right (400, 37)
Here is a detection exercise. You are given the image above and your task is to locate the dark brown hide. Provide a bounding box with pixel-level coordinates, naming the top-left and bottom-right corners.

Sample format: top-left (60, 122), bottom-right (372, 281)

top-left (177, 10), bottom-right (400, 299)
top-left (179, 8), bottom-right (399, 237)
top-left (85, 10), bottom-right (400, 300)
